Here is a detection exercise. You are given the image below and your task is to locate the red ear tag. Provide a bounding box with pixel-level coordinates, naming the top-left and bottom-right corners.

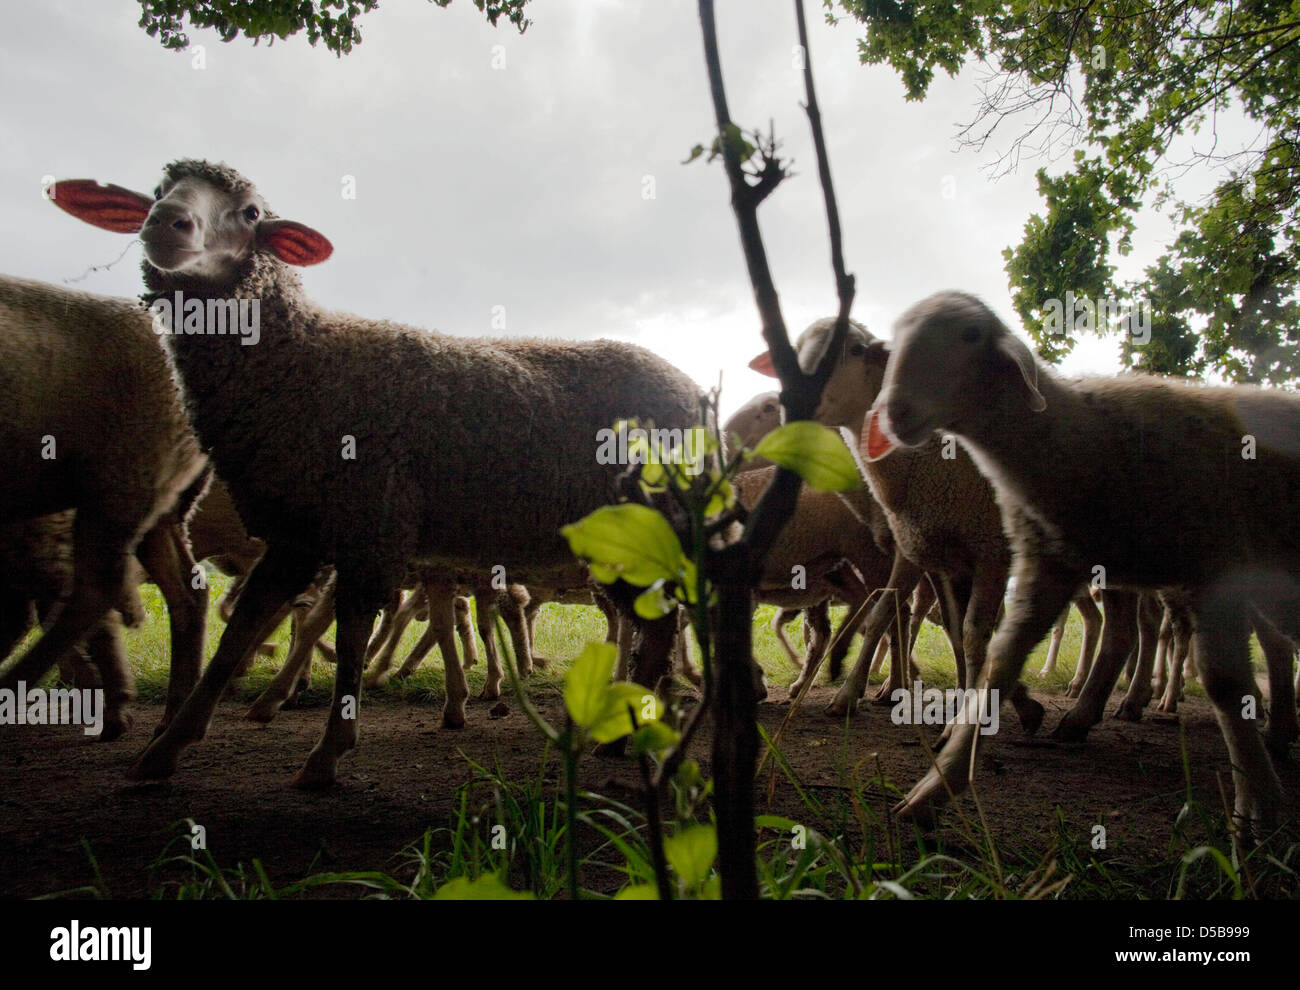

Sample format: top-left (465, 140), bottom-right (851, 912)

top-left (864, 408), bottom-right (894, 461)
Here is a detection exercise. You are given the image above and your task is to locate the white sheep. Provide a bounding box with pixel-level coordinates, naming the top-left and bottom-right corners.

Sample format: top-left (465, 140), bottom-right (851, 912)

top-left (865, 290), bottom-right (1299, 831)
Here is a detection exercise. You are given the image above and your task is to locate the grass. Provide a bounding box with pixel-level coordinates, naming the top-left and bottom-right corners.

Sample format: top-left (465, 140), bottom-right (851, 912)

top-left (13, 570), bottom-right (1287, 899)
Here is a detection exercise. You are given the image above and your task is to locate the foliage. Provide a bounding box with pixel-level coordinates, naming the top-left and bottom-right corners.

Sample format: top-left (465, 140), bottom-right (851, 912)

top-left (137, 0), bottom-right (531, 54)
top-left (835, 0), bottom-right (1300, 384)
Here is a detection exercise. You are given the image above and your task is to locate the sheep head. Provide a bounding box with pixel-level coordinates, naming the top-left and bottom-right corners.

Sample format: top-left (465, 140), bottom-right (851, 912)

top-left (868, 291), bottom-right (1045, 461)
top-left (49, 160), bottom-right (333, 287)
top-left (747, 317), bottom-right (888, 435)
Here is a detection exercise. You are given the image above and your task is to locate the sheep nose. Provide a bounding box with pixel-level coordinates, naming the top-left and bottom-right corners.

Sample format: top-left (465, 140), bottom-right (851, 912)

top-left (144, 204), bottom-right (199, 235)
top-left (886, 396), bottom-right (914, 433)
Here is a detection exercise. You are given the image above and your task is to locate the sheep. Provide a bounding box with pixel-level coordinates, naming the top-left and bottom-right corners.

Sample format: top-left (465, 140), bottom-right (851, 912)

top-left (53, 161), bottom-right (707, 788)
top-left (0, 274), bottom-right (209, 734)
top-left (0, 512), bottom-right (142, 739)
top-left (863, 289), bottom-right (1300, 831)
top-left (725, 392), bottom-right (901, 689)
top-left (751, 319), bottom-right (1046, 734)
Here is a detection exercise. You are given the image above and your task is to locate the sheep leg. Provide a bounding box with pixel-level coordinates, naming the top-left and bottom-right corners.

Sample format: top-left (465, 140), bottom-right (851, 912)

top-left (474, 593), bottom-right (503, 704)
top-left (0, 513), bottom-right (130, 705)
top-left (1039, 607), bottom-right (1068, 677)
top-left (292, 595), bottom-right (375, 790)
top-left (365, 588), bottom-right (402, 662)
top-left (1255, 611), bottom-right (1298, 758)
top-left (1053, 589), bottom-right (1139, 741)
top-left (1073, 589), bottom-right (1103, 690)
top-left (501, 588), bottom-right (534, 678)
top-left (896, 559), bottom-right (1078, 824)
top-left (393, 620), bottom-right (439, 679)
top-left (135, 520), bottom-right (208, 734)
top-left (788, 600), bottom-right (831, 698)
top-left (1157, 607), bottom-right (1193, 712)
top-left (772, 608), bottom-right (804, 668)
top-left (83, 612), bottom-right (135, 742)
top-left (129, 547), bottom-right (318, 781)
top-left (246, 586), bottom-right (336, 722)
top-left (363, 588), bottom-right (424, 689)
top-left (967, 566), bottom-right (1044, 735)
top-left (455, 597), bottom-right (479, 668)
top-left (393, 582), bottom-right (460, 680)
top-left (1151, 606), bottom-right (1173, 697)
top-left (674, 606), bottom-right (702, 687)
top-left (827, 555), bottom-right (924, 716)
top-left (1192, 596), bottom-right (1282, 835)
top-left (1115, 593), bottom-right (1162, 720)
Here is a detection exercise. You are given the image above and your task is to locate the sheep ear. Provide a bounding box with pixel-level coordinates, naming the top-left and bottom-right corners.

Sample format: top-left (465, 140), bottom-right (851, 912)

top-left (995, 334), bottom-right (1046, 411)
top-left (257, 220), bottom-right (333, 266)
top-left (749, 351), bottom-right (777, 377)
top-left (49, 180), bottom-right (153, 233)
top-left (863, 408), bottom-right (895, 461)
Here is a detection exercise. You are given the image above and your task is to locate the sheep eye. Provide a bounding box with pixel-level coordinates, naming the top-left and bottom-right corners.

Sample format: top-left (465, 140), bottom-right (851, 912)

top-left (152, 185), bottom-right (162, 199)
top-left (849, 343), bottom-right (865, 356)
top-left (960, 326), bottom-right (980, 343)
top-left (242, 204), bottom-right (261, 222)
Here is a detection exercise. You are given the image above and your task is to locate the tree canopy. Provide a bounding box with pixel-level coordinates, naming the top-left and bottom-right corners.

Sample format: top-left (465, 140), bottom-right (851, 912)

top-left (834, 0), bottom-right (1300, 385)
top-left (137, 0), bottom-right (531, 55)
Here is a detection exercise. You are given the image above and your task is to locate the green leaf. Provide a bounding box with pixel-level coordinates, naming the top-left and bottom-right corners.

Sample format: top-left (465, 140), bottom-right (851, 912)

top-left (587, 683), bottom-right (661, 743)
top-left (432, 874), bottom-right (535, 900)
top-left (664, 824), bottom-right (717, 890)
top-left (614, 883), bottom-right (659, 900)
top-left (752, 421), bottom-right (862, 491)
top-left (561, 504), bottom-right (687, 587)
top-left (681, 144), bottom-right (706, 165)
top-left (631, 719), bottom-right (680, 754)
top-left (563, 642), bottom-right (618, 728)
top-left (634, 581), bottom-right (676, 619)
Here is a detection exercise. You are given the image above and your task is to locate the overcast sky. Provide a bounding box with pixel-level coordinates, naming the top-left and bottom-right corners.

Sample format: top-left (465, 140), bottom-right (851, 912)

top-left (5, 0), bottom-right (1173, 418)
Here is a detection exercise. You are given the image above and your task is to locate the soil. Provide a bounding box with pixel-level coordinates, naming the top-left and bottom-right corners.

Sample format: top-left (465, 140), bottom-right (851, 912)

top-left (2, 681), bottom-right (1298, 898)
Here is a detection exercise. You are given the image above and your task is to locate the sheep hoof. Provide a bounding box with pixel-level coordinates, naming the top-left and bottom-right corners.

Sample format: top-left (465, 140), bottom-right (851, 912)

top-left (530, 654), bottom-right (550, 670)
top-left (222, 676), bottom-right (249, 700)
top-left (256, 643), bottom-right (277, 658)
top-left (1064, 680), bottom-right (1085, 699)
top-left (1050, 714), bottom-right (1091, 743)
top-left (1114, 701), bottom-right (1144, 722)
top-left (824, 696), bottom-right (856, 718)
top-left (128, 742), bottom-right (181, 782)
top-left (291, 758), bottom-right (338, 790)
top-left (363, 672), bottom-right (390, 690)
top-left (98, 710), bottom-right (133, 742)
top-left (478, 683), bottom-right (502, 701)
top-left (787, 678), bottom-right (808, 700)
top-left (1156, 697), bottom-right (1178, 714)
top-left (1016, 697), bottom-right (1045, 736)
top-left (244, 701), bottom-right (281, 724)
top-left (442, 708), bottom-right (467, 729)
top-left (870, 682), bottom-right (900, 704)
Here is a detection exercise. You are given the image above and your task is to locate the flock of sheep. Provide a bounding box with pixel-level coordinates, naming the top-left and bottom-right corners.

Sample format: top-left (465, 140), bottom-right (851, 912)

top-left (1, 157), bottom-right (1297, 843)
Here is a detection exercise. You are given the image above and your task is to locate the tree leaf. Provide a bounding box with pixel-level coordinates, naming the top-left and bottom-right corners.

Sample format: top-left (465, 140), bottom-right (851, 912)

top-left (561, 504), bottom-right (686, 587)
top-left (752, 421), bottom-right (862, 492)
top-left (563, 641), bottom-right (618, 728)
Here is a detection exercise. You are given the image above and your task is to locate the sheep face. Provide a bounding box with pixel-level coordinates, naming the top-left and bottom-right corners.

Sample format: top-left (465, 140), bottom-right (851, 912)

top-left (747, 317), bottom-right (888, 433)
top-left (50, 161), bottom-right (333, 285)
top-left (724, 391), bottom-right (782, 454)
top-left (870, 292), bottom-right (1045, 459)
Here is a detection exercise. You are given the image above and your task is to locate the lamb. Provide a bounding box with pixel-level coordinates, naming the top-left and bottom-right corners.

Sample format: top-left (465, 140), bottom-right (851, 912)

top-left (864, 290), bottom-right (1300, 830)
top-left (751, 319), bottom-right (1046, 734)
top-left (53, 161), bottom-right (707, 788)
top-left (0, 274), bottom-right (209, 733)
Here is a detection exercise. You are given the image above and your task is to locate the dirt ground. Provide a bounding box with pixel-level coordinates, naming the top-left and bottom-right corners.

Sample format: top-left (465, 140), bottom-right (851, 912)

top-left (2, 680), bottom-right (1298, 898)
